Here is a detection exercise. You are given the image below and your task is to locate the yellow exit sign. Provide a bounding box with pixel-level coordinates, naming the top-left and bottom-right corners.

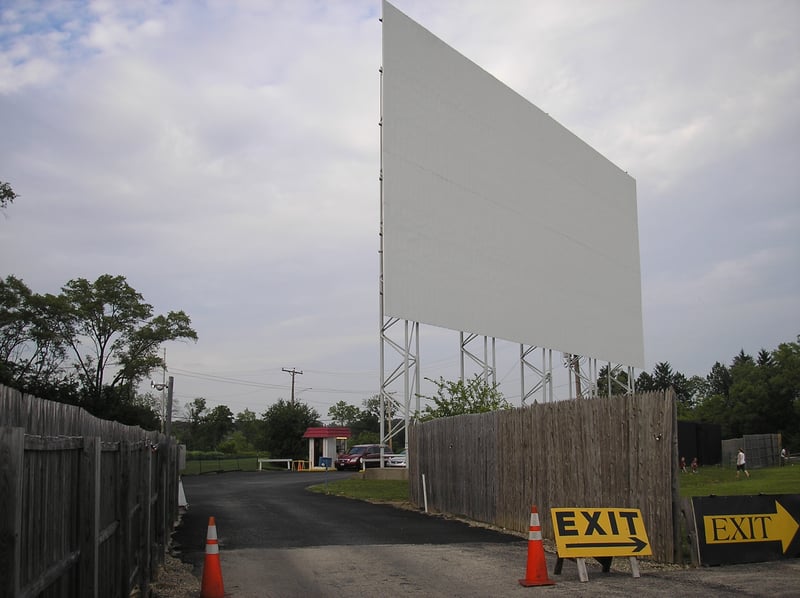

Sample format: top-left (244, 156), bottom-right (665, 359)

top-left (702, 501), bottom-right (798, 552)
top-left (551, 508), bottom-right (652, 557)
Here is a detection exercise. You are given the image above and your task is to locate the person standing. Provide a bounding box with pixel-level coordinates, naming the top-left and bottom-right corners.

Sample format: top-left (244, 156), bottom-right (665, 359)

top-left (736, 448), bottom-right (750, 479)
top-left (780, 447), bottom-right (788, 466)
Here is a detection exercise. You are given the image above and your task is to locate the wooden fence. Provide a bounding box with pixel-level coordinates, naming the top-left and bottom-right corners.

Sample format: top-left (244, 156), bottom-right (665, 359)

top-left (409, 390), bottom-right (679, 562)
top-left (0, 384), bottom-right (181, 597)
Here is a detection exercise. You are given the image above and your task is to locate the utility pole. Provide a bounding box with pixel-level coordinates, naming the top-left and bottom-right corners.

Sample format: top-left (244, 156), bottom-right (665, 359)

top-left (166, 375), bottom-right (174, 438)
top-left (282, 367), bottom-right (303, 404)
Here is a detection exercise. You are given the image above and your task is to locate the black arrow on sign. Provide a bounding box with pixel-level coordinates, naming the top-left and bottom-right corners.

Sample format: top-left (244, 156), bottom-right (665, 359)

top-left (565, 536), bottom-right (648, 553)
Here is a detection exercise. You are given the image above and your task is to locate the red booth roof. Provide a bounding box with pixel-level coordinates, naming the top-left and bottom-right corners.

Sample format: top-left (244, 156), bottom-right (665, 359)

top-left (302, 426), bottom-right (351, 439)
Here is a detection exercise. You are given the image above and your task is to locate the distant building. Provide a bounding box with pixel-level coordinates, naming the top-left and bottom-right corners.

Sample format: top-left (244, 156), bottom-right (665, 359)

top-left (302, 426), bottom-right (351, 468)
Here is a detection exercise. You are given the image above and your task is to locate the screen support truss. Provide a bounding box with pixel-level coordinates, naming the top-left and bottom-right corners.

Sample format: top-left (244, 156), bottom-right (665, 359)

top-left (563, 356), bottom-right (636, 399)
top-left (564, 354), bottom-right (599, 399)
top-left (606, 363), bottom-right (637, 396)
top-left (521, 345), bottom-right (553, 404)
top-left (379, 317), bottom-right (419, 452)
top-left (459, 333), bottom-right (496, 385)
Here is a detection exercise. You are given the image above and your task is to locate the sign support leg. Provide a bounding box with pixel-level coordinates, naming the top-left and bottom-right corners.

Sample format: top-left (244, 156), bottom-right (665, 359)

top-left (629, 557), bottom-right (641, 578)
top-left (576, 558), bottom-right (588, 582)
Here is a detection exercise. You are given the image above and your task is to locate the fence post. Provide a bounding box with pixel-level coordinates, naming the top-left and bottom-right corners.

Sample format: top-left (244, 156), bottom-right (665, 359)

top-left (135, 443), bottom-right (149, 595)
top-left (0, 426), bottom-right (24, 598)
top-left (80, 436), bottom-right (101, 598)
top-left (156, 437), bottom-right (167, 569)
top-left (119, 441), bottom-right (131, 598)
top-left (671, 392), bottom-right (682, 563)
top-left (141, 443), bottom-right (153, 598)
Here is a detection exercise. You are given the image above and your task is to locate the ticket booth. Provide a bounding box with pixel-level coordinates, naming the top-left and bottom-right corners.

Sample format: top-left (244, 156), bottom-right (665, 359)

top-left (302, 426), bottom-right (351, 469)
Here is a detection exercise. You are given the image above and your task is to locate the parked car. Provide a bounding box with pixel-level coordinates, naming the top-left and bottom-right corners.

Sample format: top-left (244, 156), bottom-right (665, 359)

top-left (387, 449), bottom-right (407, 467)
top-left (334, 444), bottom-right (392, 470)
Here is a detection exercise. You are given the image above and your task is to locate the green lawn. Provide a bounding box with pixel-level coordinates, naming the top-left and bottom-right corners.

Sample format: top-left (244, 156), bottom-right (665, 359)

top-left (307, 478), bottom-right (410, 502)
top-left (679, 464), bottom-right (800, 497)
top-left (183, 460), bottom-right (800, 502)
top-left (306, 466), bottom-right (800, 504)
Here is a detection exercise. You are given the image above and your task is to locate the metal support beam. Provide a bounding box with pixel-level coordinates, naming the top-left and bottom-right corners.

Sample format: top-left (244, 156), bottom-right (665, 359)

top-left (520, 345), bottom-right (553, 405)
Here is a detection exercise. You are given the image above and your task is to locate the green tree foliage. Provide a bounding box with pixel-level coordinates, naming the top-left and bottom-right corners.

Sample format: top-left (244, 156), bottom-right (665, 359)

top-left (632, 361), bottom-right (694, 416)
top-left (234, 408), bottom-right (263, 450)
top-left (636, 371), bottom-right (656, 392)
top-left (595, 364), bottom-right (631, 397)
top-left (1, 181), bottom-right (17, 210)
top-left (261, 399), bottom-right (320, 459)
top-left (203, 405), bottom-right (235, 449)
top-left (98, 384), bottom-right (161, 430)
top-left (325, 396), bottom-right (406, 448)
top-left (328, 400), bottom-right (361, 426)
top-left (419, 374), bottom-right (510, 420)
top-left (706, 361), bottom-right (733, 397)
top-left (60, 275), bottom-right (197, 405)
top-left (179, 397), bottom-right (207, 449)
top-left (218, 431), bottom-right (255, 454)
top-left (0, 275), bottom-right (71, 391)
top-left (0, 274), bottom-right (197, 428)
top-left (686, 337), bottom-right (800, 449)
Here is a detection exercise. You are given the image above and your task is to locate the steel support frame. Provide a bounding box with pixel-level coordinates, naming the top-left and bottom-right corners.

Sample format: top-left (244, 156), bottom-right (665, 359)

top-left (520, 345), bottom-right (553, 405)
top-left (606, 363), bottom-right (637, 396)
top-left (563, 353), bottom-right (599, 399)
top-left (459, 333), bottom-right (496, 386)
top-left (379, 318), bottom-right (419, 452)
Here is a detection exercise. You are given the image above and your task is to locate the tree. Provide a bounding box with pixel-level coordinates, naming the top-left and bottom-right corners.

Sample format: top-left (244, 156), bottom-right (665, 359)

top-left (235, 409), bottom-right (263, 450)
top-left (652, 361), bottom-right (675, 389)
top-left (182, 397), bottom-right (207, 449)
top-left (203, 405), bottom-right (235, 449)
top-left (682, 375), bottom-right (708, 414)
top-left (689, 337), bottom-right (800, 446)
top-left (706, 362), bottom-right (732, 398)
top-left (59, 274), bottom-right (197, 407)
top-left (635, 371), bottom-right (656, 392)
top-left (757, 348), bottom-right (774, 368)
top-left (727, 357), bottom-right (768, 437)
top-left (218, 431), bottom-right (255, 454)
top-left (328, 398), bottom-right (385, 445)
top-left (261, 399), bottom-right (320, 459)
top-left (767, 338), bottom-right (800, 448)
top-left (595, 364), bottom-right (630, 396)
top-left (0, 276), bottom-right (70, 390)
top-left (0, 274), bottom-right (198, 428)
top-left (634, 361), bottom-right (691, 404)
top-left (419, 374), bottom-right (510, 420)
top-left (0, 181), bottom-right (17, 211)
top-left (328, 400), bottom-right (361, 426)
top-left (732, 349), bottom-right (755, 367)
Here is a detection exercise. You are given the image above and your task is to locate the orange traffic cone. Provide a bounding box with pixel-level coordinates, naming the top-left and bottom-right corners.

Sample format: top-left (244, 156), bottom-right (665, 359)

top-left (519, 505), bottom-right (556, 587)
top-left (200, 516), bottom-right (225, 598)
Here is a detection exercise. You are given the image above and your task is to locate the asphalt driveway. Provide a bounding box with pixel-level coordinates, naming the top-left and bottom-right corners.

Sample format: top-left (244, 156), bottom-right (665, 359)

top-left (172, 471), bottom-right (800, 597)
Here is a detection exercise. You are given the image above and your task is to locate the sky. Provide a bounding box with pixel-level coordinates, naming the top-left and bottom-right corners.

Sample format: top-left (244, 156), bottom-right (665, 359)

top-left (1, 0), bottom-right (798, 422)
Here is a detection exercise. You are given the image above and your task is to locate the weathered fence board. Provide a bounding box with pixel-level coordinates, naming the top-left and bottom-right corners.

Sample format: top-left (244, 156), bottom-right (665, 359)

top-left (0, 384), bottom-right (180, 597)
top-left (410, 390), bottom-right (678, 562)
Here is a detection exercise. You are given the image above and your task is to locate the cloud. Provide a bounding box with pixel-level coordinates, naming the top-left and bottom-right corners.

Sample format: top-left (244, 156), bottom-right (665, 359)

top-left (1, 0), bottom-right (798, 415)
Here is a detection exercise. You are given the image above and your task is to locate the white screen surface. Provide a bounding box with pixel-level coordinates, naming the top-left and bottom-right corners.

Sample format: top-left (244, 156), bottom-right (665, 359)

top-left (381, 2), bottom-right (644, 368)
